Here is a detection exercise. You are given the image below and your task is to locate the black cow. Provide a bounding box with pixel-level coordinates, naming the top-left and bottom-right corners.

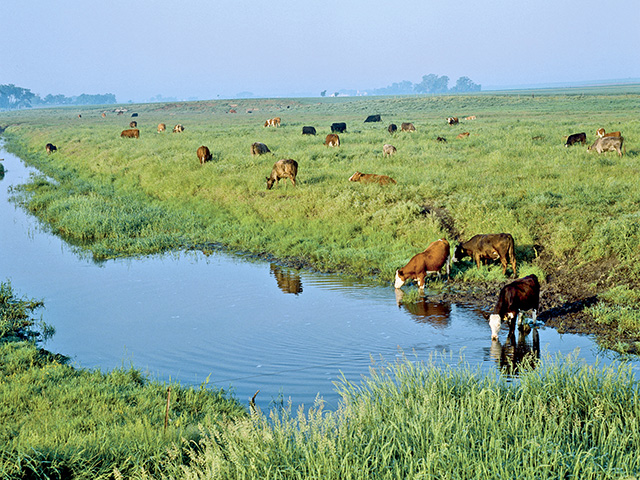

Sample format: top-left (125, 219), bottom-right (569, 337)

top-left (302, 126), bottom-right (316, 135)
top-left (565, 132), bottom-right (586, 147)
top-left (45, 143), bottom-right (57, 154)
top-left (489, 275), bottom-right (540, 339)
top-left (364, 114), bottom-right (382, 123)
top-left (331, 122), bottom-right (347, 133)
top-left (388, 124), bottom-right (398, 134)
top-left (453, 233), bottom-right (517, 277)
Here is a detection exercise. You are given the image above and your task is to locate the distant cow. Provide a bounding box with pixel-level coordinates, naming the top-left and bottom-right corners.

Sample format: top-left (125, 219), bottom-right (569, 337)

top-left (596, 128), bottom-right (622, 138)
top-left (251, 142), bottom-right (271, 155)
top-left (388, 124), bottom-right (398, 134)
top-left (401, 122), bottom-right (415, 132)
top-left (565, 132), bottom-right (586, 147)
top-left (489, 274), bottom-right (540, 340)
top-left (383, 144), bottom-right (397, 156)
top-left (157, 123), bottom-right (166, 133)
top-left (45, 143), bottom-right (57, 154)
top-left (129, 121), bottom-right (137, 128)
top-left (331, 122), bottom-right (347, 133)
top-left (457, 132), bottom-right (470, 139)
top-left (394, 238), bottom-right (451, 290)
top-left (364, 114), bottom-right (382, 123)
top-left (266, 159), bottom-right (298, 190)
top-left (131, 113), bottom-right (138, 117)
top-left (436, 136), bottom-right (447, 142)
top-left (348, 171), bottom-right (397, 186)
top-left (197, 145), bottom-right (212, 164)
top-left (302, 126), bottom-right (316, 135)
top-left (447, 117), bottom-right (459, 125)
top-left (120, 128), bottom-right (140, 139)
top-left (324, 134), bottom-right (340, 147)
top-left (464, 115), bottom-right (477, 120)
top-left (264, 117), bottom-right (281, 127)
top-left (101, 113), bottom-right (106, 118)
top-left (453, 233), bottom-right (517, 277)
top-left (588, 136), bottom-right (624, 157)
top-left (173, 124), bottom-right (184, 133)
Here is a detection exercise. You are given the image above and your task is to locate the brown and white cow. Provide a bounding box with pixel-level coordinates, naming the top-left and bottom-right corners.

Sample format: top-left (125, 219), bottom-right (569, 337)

top-left (264, 117), bottom-right (281, 127)
top-left (157, 123), bottom-right (166, 133)
top-left (197, 145), bottom-right (212, 164)
top-left (453, 233), bottom-right (517, 277)
top-left (489, 274), bottom-right (540, 340)
top-left (266, 159), bottom-right (298, 190)
top-left (383, 144), bottom-right (397, 156)
top-left (120, 128), bottom-right (140, 139)
top-left (251, 142), bottom-right (271, 155)
top-left (349, 171), bottom-right (397, 185)
top-left (324, 134), bottom-right (340, 147)
top-left (596, 128), bottom-right (622, 138)
top-left (447, 117), bottom-right (459, 125)
top-left (588, 136), bottom-right (624, 157)
top-left (173, 124), bottom-right (184, 133)
top-left (394, 239), bottom-right (451, 290)
top-left (401, 122), bottom-right (415, 132)
top-left (129, 121), bottom-right (137, 128)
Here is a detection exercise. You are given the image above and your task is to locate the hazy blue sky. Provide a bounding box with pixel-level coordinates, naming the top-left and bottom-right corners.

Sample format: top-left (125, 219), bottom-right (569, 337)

top-left (2, 0), bottom-right (638, 102)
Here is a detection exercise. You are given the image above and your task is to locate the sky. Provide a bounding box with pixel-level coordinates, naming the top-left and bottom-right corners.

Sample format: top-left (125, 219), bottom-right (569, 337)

top-left (2, 0), bottom-right (639, 103)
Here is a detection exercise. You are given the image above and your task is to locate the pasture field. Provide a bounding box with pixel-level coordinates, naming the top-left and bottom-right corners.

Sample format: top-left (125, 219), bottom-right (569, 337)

top-left (1, 90), bottom-right (640, 355)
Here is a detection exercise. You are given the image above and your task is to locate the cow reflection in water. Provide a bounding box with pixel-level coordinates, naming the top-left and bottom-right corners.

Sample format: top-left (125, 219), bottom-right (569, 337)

top-left (395, 289), bottom-right (451, 327)
top-left (270, 264), bottom-right (303, 295)
top-left (490, 329), bottom-right (540, 375)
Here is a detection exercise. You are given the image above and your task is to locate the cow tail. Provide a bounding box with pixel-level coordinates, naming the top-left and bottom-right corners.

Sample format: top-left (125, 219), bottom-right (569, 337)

top-left (446, 256), bottom-right (450, 280)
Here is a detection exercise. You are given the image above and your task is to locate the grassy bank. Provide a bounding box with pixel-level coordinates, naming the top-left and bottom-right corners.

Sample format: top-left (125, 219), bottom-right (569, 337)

top-left (2, 92), bottom-right (640, 350)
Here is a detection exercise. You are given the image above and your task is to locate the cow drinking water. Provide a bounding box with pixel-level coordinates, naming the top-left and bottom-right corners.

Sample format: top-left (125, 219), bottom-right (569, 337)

top-left (394, 239), bottom-right (450, 290)
top-left (489, 274), bottom-right (540, 340)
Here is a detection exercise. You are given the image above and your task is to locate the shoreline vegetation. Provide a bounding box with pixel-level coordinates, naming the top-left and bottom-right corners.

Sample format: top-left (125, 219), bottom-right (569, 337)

top-left (1, 89), bottom-right (640, 476)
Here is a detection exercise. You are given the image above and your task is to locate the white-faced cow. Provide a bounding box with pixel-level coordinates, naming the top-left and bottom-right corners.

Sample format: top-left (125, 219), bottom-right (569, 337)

top-left (157, 123), bottom-right (166, 133)
top-left (596, 128), bottom-right (622, 138)
top-left (394, 238), bottom-right (451, 290)
top-left (588, 136), bottom-right (624, 157)
top-left (447, 117), bottom-right (459, 125)
top-left (489, 274), bottom-right (540, 340)
top-left (266, 159), bottom-right (298, 190)
top-left (453, 233), bottom-right (517, 277)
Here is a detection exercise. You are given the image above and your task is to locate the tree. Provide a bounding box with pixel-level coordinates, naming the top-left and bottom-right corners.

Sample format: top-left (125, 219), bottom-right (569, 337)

top-left (321, 90), bottom-right (327, 97)
top-left (414, 74), bottom-right (449, 94)
top-left (0, 84), bottom-right (36, 109)
top-left (450, 76), bottom-right (481, 93)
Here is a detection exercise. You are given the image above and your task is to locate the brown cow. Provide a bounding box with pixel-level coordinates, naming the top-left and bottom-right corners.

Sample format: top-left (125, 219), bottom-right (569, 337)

top-left (394, 238), bottom-right (451, 290)
top-left (101, 112), bottom-right (106, 118)
top-left (120, 129), bottom-right (140, 139)
top-left (173, 124), bottom-right (184, 133)
top-left (197, 145), bottom-right (212, 164)
top-left (453, 233), bottom-right (517, 277)
top-left (400, 122), bottom-right (415, 132)
top-left (264, 117), bottom-right (281, 127)
top-left (447, 117), bottom-right (459, 125)
top-left (324, 134), bottom-right (340, 147)
top-left (383, 144), bottom-right (397, 156)
top-left (266, 159), bottom-right (298, 190)
top-left (588, 136), bottom-right (624, 157)
top-left (464, 115), bottom-right (476, 120)
top-left (457, 132), bottom-right (470, 139)
top-left (349, 171), bottom-right (397, 185)
top-left (157, 123), bottom-right (166, 133)
top-left (489, 274), bottom-right (540, 340)
top-left (596, 128), bottom-right (622, 138)
top-left (45, 143), bottom-right (57, 154)
top-left (251, 142), bottom-right (271, 155)
top-left (129, 121), bottom-right (137, 128)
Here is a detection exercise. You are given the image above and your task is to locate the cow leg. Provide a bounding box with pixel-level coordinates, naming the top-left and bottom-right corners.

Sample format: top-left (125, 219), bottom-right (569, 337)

top-left (446, 257), bottom-right (450, 280)
top-left (501, 258), bottom-right (508, 276)
top-left (531, 309), bottom-right (537, 325)
top-left (507, 312), bottom-right (517, 337)
top-left (290, 176), bottom-right (296, 187)
top-left (417, 275), bottom-right (425, 290)
top-left (474, 254), bottom-right (482, 269)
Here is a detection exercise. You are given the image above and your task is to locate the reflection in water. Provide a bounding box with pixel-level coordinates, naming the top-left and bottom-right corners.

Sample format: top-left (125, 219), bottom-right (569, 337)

top-left (490, 329), bottom-right (540, 374)
top-left (395, 288), bottom-right (451, 327)
top-left (270, 264), bottom-right (303, 295)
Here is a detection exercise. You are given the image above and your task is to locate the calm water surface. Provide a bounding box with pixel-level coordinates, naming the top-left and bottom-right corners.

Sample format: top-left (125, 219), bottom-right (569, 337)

top-left (1, 145), bottom-right (636, 411)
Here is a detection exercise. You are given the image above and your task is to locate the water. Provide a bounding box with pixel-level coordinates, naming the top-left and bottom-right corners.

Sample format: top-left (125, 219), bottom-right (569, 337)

top-left (0, 145), bottom-right (635, 412)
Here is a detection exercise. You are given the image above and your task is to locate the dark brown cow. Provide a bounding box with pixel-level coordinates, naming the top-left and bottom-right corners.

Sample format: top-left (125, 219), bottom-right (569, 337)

top-left (349, 171), bottom-right (396, 185)
top-left (45, 143), bottom-right (57, 154)
top-left (157, 123), bottom-right (166, 133)
top-left (394, 238), bottom-right (451, 290)
top-left (588, 136), bottom-right (624, 157)
top-left (489, 274), bottom-right (540, 340)
top-left (129, 121), bottom-right (137, 128)
top-left (453, 233), bottom-right (517, 277)
top-left (197, 145), bottom-right (212, 164)
top-left (251, 142), bottom-right (271, 155)
top-left (565, 132), bottom-right (586, 146)
top-left (120, 128), bottom-right (140, 139)
top-left (324, 134), bottom-right (340, 147)
top-left (266, 159), bottom-right (298, 190)
top-left (388, 124), bottom-right (398, 134)
top-left (401, 122), bottom-right (415, 132)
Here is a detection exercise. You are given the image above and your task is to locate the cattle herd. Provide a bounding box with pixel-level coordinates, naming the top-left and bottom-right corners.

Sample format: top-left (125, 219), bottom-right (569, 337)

top-left (50, 110), bottom-right (629, 343)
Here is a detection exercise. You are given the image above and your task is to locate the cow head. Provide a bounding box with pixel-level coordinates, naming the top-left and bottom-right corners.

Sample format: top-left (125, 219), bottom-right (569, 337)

top-left (452, 244), bottom-right (465, 263)
top-left (349, 172), bottom-right (362, 182)
top-left (596, 128), bottom-right (605, 137)
top-left (266, 177), bottom-right (276, 190)
top-left (394, 269), bottom-right (406, 289)
top-left (489, 314), bottom-right (501, 340)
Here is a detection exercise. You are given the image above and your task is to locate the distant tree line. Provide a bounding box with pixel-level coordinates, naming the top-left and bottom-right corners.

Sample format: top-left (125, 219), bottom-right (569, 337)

top-left (372, 74), bottom-right (481, 95)
top-left (0, 84), bottom-right (117, 110)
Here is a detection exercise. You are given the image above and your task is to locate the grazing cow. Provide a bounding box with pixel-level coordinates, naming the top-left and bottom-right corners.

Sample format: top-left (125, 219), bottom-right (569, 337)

top-left (251, 142), bottom-right (271, 155)
top-left (101, 112), bottom-right (106, 118)
top-left (173, 124), bottom-right (184, 133)
top-left (436, 136), bottom-right (447, 142)
top-left (394, 238), bottom-right (451, 290)
top-left (266, 159), bottom-right (298, 190)
top-left (331, 122), bottom-right (347, 133)
top-left (131, 113), bottom-right (138, 117)
top-left (401, 122), bottom-right (416, 132)
top-left (45, 143), bottom-right (57, 154)
top-left (229, 109), bottom-right (237, 114)
top-left (120, 128), bottom-right (140, 139)
top-left (364, 114), bottom-right (382, 123)
top-left (270, 264), bottom-right (303, 295)
top-left (596, 128), bottom-right (622, 138)
top-left (489, 274), bottom-right (540, 340)
top-left (324, 134), bottom-right (340, 147)
top-left (349, 171), bottom-right (397, 186)
top-left (457, 132), bottom-right (470, 139)
top-left (264, 117), bottom-right (281, 127)
top-left (157, 123), bottom-right (166, 133)
top-left (302, 126), bottom-right (316, 135)
top-left (383, 144), bottom-right (397, 156)
top-left (197, 145), bottom-right (212, 164)
top-left (588, 136), bottom-right (624, 157)
top-left (77, 114), bottom-right (82, 118)
top-left (565, 132), bottom-right (586, 147)
top-left (464, 115), bottom-right (477, 120)
top-left (453, 233), bottom-right (517, 277)
top-left (447, 117), bottom-right (459, 125)
top-left (388, 124), bottom-right (398, 134)
top-left (129, 121), bottom-right (137, 128)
